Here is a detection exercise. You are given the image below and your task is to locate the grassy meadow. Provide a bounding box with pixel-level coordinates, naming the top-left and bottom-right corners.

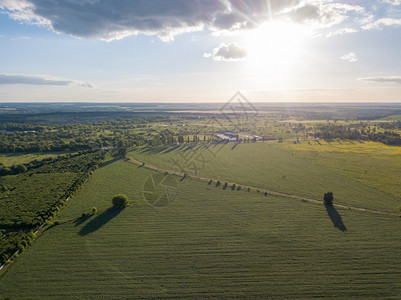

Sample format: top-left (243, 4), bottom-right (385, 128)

top-left (129, 142), bottom-right (401, 212)
top-left (278, 140), bottom-right (401, 201)
top-left (0, 152), bottom-right (74, 167)
top-left (1, 157), bottom-right (401, 298)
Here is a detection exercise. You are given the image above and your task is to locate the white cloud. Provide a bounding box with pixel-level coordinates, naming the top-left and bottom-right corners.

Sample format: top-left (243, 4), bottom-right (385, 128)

top-left (341, 52), bottom-right (358, 63)
top-left (204, 43), bottom-right (247, 61)
top-left (360, 76), bottom-right (401, 84)
top-left (362, 18), bottom-right (401, 30)
top-left (326, 27), bottom-right (358, 37)
top-left (380, 0), bottom-right (401, 6)
top-left (281, 2), bottom-right (365, 28)
top-left (0, 74), bottom-right (93, 87)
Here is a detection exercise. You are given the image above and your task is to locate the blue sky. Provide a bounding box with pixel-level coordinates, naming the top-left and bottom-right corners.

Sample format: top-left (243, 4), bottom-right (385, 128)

top-left (0, 0), bottom-right (400, 102)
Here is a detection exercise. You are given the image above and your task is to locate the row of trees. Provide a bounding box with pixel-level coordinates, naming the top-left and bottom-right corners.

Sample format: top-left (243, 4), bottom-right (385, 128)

top-left (315, 122), bottom-right (401, 146)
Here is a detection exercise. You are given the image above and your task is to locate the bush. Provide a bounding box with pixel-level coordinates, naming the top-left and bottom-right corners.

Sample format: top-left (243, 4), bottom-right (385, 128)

top-left (91, 207), bottom-right (98, 214)
top-left (264, 192), bottom-right (268, 196)
top-left (231, 184), bottom-right (236, 190)
top-left (112, 194), bottom-right (129, 208)
top-left (323, 192), bottom-right (334, 206)
top-left (11, 164), bottom-right (27, 174)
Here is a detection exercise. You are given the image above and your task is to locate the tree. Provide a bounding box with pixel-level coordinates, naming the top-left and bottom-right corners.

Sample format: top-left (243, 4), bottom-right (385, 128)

top-left (117, 147), bottom-right (127, 158)
top-left (91, 207), bottom-right (98, 214)
top-left (323, 192), bottom-right (334, 206)
top-left (112, 194), bottom-right (129, 208)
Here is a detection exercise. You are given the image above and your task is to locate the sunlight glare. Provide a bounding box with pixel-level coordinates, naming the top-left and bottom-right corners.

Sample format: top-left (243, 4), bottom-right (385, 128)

top-left (243, 21), bottom-right (308, 76)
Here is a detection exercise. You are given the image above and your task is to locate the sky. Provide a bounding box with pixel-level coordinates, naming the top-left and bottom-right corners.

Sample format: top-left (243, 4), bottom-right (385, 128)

top-left (0, 0), bottom-right (400, 103)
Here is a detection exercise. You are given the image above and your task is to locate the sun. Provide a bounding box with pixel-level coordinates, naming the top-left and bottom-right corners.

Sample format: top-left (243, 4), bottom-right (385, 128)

top-left (242, 20), bottom-right (308, 76)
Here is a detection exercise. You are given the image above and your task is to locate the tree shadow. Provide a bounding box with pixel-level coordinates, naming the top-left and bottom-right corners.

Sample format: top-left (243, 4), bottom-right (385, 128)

top-left (160, 144), bottom-right (181, 154)
top-left (325, 205), bottom-right (347, 232)
top-left (99, 157), bottom-right (121, 168)
top-left (78, 207), bottom-right (122, 236)
top-left (73, 214), bottom-right (91, 227)
top-left (231, 143), bottom-right (239, 150)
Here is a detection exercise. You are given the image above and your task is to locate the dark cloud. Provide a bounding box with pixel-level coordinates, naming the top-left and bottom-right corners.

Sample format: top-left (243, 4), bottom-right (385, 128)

top-left (1, 0), bottom-right (226, 40)
top-left (0, 0), bottom-right (395, 41)
top-left (204, 43), bottom-right (247, 61)
top-left (0, 74), bottom-right (93, 87)
top-left (0, 0), bottom-right (306, 40)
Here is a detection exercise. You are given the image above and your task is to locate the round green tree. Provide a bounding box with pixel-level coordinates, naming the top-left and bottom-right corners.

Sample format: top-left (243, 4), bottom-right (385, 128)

top-left (112, 194), bottom-right (129, 208)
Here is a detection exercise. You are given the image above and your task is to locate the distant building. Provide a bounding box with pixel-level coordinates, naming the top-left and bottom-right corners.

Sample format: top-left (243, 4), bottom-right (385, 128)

top-left (215, 133), bottom-right (236, 142)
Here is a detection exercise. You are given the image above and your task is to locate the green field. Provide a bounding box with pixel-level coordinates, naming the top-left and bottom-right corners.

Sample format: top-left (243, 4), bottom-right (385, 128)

top-left (0, 151), bottom-right (105, 265)
top-left (1, 157), bottom-right (401, 298)
top-left (0, 152), bottom-right (71, 167)
top-left (129, 142), bottom-right (401, 212)
top-left (382, 114), bottom-right (401, 121)
top-left (278, 140), bottom-right (401, 200)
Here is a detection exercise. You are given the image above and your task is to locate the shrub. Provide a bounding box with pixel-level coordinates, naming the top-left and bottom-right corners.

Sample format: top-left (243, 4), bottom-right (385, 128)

top-left (323, 192), bottom-right (334, 206)
top-left (216, 180), bottom-right (221, 187)
top-left (2, 253), bottom-right (9, 262)
top-left (91, 207), bottom-right (98, 214)
top-left (231, 184), bottom-right (236, 190)
top-left (112, 194), bottom-right (129, 208)
top-left (11, 164), bottom-right (27, 174)
top-left (18, 243), bottom-right (25, 252)
top-left (264, 192), bottom-right (268, 196)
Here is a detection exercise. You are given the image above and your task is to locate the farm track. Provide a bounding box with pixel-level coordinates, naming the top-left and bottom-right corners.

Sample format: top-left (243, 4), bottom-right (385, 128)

top-left (127, 156), bottom-right (401, 218)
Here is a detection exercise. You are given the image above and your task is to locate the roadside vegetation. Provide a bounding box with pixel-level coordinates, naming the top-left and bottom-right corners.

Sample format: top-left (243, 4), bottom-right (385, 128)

top-left (0, 150), bottom-right (105, 266)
